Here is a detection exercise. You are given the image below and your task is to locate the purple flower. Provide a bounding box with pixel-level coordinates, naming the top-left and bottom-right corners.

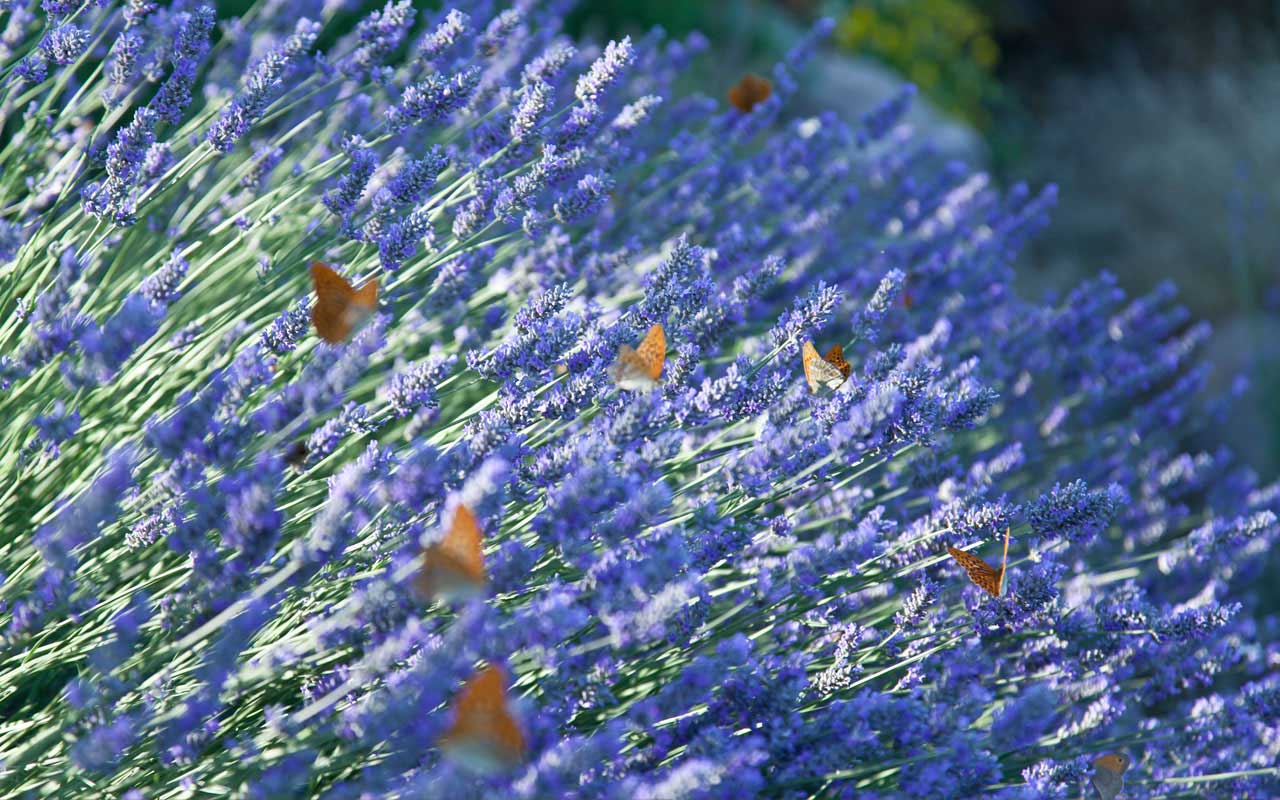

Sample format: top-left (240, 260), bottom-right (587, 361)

top-left (14, 448), bottom-right (135, 635)
top-left (150, 7), bottom-right (215, 124)
top-left (260, 303), bottom-right (310, 355)
top-left (220, 457), bottom-right (285, 563)
top-left (415, 8), bottom-right (470, 65)
top-left (41, 24), bottom-right (88, 65)
top-left (382, 351), bottom-right (456, 418)
top-left (523, 41), bottom-right (576, 86)
top-left (41, 0), bottom-right (77, 17)
top-left (475, 8), bottom-right (520, 58)
top-left (510, 80), bottom-right (553, 143)
top-left (376, 205), bottom-right (433, 271)
top-left (575, 38), bottom-right (634, 104)
top-left (385, 67), bottom-right (481, 132)
top-left (322, 139), bottom-right (378, 222)
top-left (30, 400), bottom-right (80, 459)
top-left (82, 107), bottom-right (158, 225)
top-left (3, 5), bottom-right (1280, 797)
top-left (552, 172), bottom-right (613, 224)
top-left (208, 19), bottom-right (320, 153)
top-left (769, 282), bottom-right (843, 352)
top-left (0, 219), bottom-right (26, 264)
top-left (69, 714), bottom-right (139, 772)
top-left (241, 145), bottom-right (286, 188)
top-left (103, 30), bottom-right (145, 106)
top-left (138, 249), bottom-right (188, 306)
top-left (384, 148), bottom-right (447, 207)
top-left (1028, 480), bottom-right (1126, 543)
top-left (338, 1), bottom-right (414, 79)
top-left (858, 83), bottom-right (917, 146)
top-left (304, 403), bottom-right (375, 463)
top-left (70, 293), bottom-right (164, 385)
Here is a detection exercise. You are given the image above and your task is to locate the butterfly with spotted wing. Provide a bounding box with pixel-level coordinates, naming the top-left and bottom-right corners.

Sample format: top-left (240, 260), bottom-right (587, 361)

top-left (801, 340), bottom-right (852, 394)
top-left (609, 323), bottom-right (666, 391)
top-left (946, 526), bottom-right (1012, 598)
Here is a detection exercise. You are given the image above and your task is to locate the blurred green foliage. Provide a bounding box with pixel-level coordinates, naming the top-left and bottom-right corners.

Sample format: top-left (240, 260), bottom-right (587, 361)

top-left (567, 0), bottom-right (709, 38)
top-left (566, 0), bottom-right (786, 59)
top-left (830, 0), bottom-right (1001, 129)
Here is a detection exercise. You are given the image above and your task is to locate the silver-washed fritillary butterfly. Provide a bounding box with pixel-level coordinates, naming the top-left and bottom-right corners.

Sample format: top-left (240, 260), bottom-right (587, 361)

top-left (946, 526), bottom-right (1011, 598)
top-left (609, 323), bottom-right (666, 391)
top-left (802, 340), bottom-right (852, 393)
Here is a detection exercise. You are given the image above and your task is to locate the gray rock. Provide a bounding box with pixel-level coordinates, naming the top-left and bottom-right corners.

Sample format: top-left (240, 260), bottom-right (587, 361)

top-left (800, 51), bottom-right (987, 166)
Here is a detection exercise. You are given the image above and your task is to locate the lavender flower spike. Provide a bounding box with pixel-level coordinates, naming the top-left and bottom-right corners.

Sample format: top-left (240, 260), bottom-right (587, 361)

top-left (0, 4), bottom-right (1276, 800)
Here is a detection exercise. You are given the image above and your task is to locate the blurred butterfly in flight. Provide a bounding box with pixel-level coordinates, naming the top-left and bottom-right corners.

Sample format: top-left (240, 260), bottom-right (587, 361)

top-left (946, 526), bottom-right (1011, 598)
top-left (728, 72), bottom-right (773, 113)
top-left (609, 323), bottom-right (666, 391)
top-left (440, 664), bottom-right (527, 773)
top-left (309, 261), bottom-right (377, 343)
top-left (1090, 752), bottom-right (1131, 800)
top-left (283, 440), bottom-right (309, 471)
top-left (414, 502), bottom-right (487, 603)
top-left (801, 340), bottom-right (852, 393)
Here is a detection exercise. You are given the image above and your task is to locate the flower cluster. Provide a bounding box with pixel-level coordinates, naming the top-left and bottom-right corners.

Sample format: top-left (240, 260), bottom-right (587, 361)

top-left (0, 2), bottom-right (1277, 798)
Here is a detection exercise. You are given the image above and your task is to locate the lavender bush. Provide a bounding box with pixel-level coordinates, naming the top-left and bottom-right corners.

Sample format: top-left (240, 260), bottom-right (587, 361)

top-left (0, 1), bottom-right (1277, 798)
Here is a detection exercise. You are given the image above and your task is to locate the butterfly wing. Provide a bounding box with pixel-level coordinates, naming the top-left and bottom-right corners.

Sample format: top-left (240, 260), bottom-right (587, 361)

top-left (751, 75), bottom-right (773, 106)
top-left (442, 665), bottom-right (526, 772)
top-left (415, 503), bottom-right (487, 602)
top-left (608, 345), bottom-right (647, 390)
top-left (947, 546), bottom-right (1002, 598)
top-left (1089, 752), bottom-right (1129, 800)
top-left (822, 344), bottom-right (853, 379)
top-left (995, 526), bottom-right (1011, 596)
top-left (341, 275), bottom-right (378, 336)
top-left (351, 276), bottom-right (378, 311)
top-left (438, 503), bottom-right (486, 583)
top-left (803, 341), bottom-right (846, 393)
top-left (310, 261), bottom-right (359, 343)
top-left (728, 73), bottom-right (772, 112)
top-left (802, 341), bottom-right (821, 393)
top-left (609, 324), bottom-right (665, 390)
top-left (635, 323), bottom-right (666, 381)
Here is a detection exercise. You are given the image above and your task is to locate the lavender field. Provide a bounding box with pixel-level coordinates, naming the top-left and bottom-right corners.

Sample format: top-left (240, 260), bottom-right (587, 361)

top-left (0, 1), bottom-right (1277, 797)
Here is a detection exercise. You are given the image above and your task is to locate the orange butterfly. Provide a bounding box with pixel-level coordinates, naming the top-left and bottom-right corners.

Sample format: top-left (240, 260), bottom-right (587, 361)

top-left (946, 526), bottom-right (1011, 598)
top-left (608, 323), bottom-right (666, 391)
top-left (901, 272), bottom-right (919, 310)
top-left (310, 261), bottom-right (377, 343)
top-left (1090, 752), bottom-right (1131, 793)
top-left (801, 340), bottom-right (852, 393)
top-left (728, 73), bottom-right (773, 113)
top-left (1090, 752), bottom-right (1131, 800)
top-left (414, 503), bottom-right (487, 603)
top-left (440, 664), bottom-right (527, 773)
